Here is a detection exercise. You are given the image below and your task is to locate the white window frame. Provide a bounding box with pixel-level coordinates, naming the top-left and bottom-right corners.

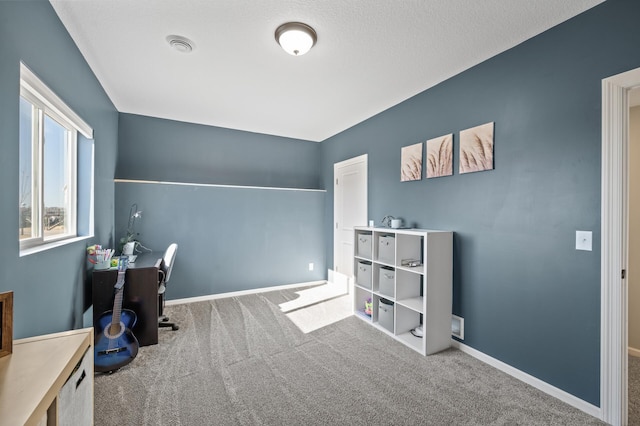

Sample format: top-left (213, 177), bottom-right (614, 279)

top-left (19, 62), bottom-right (93, 253)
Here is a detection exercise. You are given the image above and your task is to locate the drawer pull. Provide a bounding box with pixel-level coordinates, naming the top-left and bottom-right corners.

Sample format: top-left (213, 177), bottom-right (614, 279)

top-left (76, 369), bottom-right (87, 389)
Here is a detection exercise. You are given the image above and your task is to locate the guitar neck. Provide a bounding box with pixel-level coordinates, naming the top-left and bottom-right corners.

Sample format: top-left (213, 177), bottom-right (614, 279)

top-left (110, 269), bottom-right (126, 331)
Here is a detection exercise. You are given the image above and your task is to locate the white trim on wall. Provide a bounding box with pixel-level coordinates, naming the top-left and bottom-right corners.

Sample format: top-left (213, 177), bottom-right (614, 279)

top-left (628, 347), bottom-right (640, 358)
top-left (452, 341), bottom-right (601, 419)
top-left (601, 66), bottom-right (640, 426)
top-left (20, 62), bottom-right (93, 139)
top-left (114, 178), bottom-right (326, 193)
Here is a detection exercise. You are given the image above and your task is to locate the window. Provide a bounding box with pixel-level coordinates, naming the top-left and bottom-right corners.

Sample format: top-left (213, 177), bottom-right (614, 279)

top-left (19, 63), bottom-right (93, 252)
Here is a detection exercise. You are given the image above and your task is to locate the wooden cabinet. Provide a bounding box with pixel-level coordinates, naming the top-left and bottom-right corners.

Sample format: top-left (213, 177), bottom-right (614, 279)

top-left (92, 252), bottom-right (162, 347)
top-left (353, 227), bottom-right (452, 355)
top-left (0, 328), bottom-right (94, 426)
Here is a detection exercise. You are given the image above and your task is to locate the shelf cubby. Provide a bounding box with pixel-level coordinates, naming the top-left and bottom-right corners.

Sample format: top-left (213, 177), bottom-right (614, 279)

top-left (374, 232), bottom-right (396, 266)
top-left (354, 259), bottom-right (372, 289)
top-left (395, 269), bottom-right (422, 313)
top-left (373, 264), bottom-right (395, 299)
top-left (396, 304), bottom-right (424, 352)
top-left (353, 285), bottom-right (373, 322)
top-left (355, 229), bottom-right (373, 260)
top-left (372, 294), bottom-right (395, 334)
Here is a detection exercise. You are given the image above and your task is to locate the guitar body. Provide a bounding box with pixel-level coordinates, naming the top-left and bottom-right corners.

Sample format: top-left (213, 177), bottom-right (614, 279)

top-left (95, 308), bottom-right (139, 372)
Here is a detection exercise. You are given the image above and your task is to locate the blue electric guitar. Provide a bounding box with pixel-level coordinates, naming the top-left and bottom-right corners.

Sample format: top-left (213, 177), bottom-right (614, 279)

top-left (94, 257), bottom-right (139, 373)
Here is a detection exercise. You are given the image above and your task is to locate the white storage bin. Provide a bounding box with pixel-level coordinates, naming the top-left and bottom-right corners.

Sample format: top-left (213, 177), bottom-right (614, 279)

top-left (378, 298), bottom-right (394, 333)
top-left (357, 233), bottom-right (372, 258)
top-left (378, 235), bottom-right (395, 264)
top-left (378, 267), bottom-right (395, 297)
top-left (356, 261), bottom-right (372, 289)
top-left (58, 347), bottom-right (93, 426)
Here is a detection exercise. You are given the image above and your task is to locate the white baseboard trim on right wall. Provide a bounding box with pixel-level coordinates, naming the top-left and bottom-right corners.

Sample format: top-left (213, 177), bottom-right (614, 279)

top-left (629, 347), bottom-right (640, 358)
top-left (451, 340), bottom-right (602, 420)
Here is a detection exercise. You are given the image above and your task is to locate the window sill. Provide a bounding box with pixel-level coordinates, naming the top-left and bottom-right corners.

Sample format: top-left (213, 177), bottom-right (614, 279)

top-left (20, 235), bottom-right (94, 257)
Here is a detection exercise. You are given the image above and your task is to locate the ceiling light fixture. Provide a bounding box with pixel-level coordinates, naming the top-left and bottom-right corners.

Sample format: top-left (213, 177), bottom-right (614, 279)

top-left (275, 22), bottom-right (317, 56)
top-left (166, 35), bottom-right (194, 53)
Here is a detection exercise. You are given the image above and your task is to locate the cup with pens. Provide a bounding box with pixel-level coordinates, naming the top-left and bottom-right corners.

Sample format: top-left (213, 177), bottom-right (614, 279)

top-left (88, 245), bottom-right (115, 270)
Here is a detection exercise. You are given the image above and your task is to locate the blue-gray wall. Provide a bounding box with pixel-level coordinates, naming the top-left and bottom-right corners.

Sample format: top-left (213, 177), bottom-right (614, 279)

top-left (115, 182), bottom-right (325, 298)
top-left (116, 114), bottom-right (326, 299)
top-left (321, 0), bottom-right (640, 406)
top-left (0, 1), bottom-right (118, 338)
top-left (117, 114), bottom-right (320, 189)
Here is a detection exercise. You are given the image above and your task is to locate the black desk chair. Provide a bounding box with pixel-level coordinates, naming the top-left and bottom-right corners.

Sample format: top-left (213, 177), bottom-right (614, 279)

top-left (158, 243), bottom-right (179, 331)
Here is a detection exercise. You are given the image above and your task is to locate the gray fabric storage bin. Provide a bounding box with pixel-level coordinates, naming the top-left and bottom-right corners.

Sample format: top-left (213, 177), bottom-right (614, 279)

top-left (378, 235), bottom-right (395, 264)
top-left (357, 233), bottom-right (372, 258)
top-left (378, 267), bottom-right (395, 297)
top-left (356, 261), bottom-right (372, 289)
top-left (378, 298), bottom-right (394, 332)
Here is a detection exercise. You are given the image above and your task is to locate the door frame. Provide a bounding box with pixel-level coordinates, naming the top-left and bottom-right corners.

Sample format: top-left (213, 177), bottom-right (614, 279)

top-left (333, 154), bottom-right (368, 277)
top-left (601, 66), bottom-right (640, 425)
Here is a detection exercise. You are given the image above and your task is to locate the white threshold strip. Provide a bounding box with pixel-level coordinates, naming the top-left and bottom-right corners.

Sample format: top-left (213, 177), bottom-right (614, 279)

top-left (451, 340), bottom-right (602, 420)
top-left (115, 178), bottom-right (326, 193)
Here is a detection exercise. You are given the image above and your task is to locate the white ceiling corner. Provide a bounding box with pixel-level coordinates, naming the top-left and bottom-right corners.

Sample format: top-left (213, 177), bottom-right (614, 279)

top-left (49, 0), bottom-right (604, 142)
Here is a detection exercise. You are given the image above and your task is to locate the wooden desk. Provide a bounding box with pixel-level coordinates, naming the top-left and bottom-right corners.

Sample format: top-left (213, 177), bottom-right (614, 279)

top-left (92, 252), bottom-right (162, 347)
top-left (0, 328), bottom-right (93, 426)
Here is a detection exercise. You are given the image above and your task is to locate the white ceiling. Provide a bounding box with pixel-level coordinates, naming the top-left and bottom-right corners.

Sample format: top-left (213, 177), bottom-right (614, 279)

top-left (50, 0), bottom-right (604, 142)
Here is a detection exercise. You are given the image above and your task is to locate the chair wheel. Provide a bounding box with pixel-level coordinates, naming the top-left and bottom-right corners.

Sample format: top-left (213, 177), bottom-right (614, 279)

top-left (172, 325), bottom-right (179, 331)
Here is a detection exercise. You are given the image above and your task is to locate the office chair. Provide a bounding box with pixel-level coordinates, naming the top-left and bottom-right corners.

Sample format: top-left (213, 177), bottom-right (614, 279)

top-left (158, 243), bottom-right (179, 331)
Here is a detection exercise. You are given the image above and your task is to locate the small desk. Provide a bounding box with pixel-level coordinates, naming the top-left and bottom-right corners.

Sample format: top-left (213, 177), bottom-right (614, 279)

top-left (92, 252), bottom-right (162, 347)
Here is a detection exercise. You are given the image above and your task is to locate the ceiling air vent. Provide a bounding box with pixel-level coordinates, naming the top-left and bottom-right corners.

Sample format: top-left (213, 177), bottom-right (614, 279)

top-left (166, 35), bottom-right (194, 53)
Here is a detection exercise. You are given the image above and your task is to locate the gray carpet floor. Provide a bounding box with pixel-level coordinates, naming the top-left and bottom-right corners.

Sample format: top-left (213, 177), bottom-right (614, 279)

top-left (95, 287), bottom-right (604, 425)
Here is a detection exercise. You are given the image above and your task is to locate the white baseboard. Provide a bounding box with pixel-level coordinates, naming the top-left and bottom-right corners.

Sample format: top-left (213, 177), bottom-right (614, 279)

top-left (629, 346), bottom-right (640, 358)
top-left (165, 280), bottom-right (327, 306)
top-left (451, 340), bottom-right (602, 420)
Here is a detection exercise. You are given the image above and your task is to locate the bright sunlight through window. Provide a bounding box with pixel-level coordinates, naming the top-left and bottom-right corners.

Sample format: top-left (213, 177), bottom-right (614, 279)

top-left (19, 62), bottom-right (94, 253)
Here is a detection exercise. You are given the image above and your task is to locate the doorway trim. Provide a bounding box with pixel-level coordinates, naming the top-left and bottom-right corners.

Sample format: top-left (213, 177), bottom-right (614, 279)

top-left (601, 67), bottom-right (640, 425)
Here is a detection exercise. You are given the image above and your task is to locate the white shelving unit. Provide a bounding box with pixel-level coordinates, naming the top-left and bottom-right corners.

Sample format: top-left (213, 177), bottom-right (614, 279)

top-left (353, 226), bottom-right (452, 355)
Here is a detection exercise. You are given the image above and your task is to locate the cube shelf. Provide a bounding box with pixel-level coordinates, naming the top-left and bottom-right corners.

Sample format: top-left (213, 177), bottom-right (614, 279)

top-left (352, 226), bottom-right (452, 356)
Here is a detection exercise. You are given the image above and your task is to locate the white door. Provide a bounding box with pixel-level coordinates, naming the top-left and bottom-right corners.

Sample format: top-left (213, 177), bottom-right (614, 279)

top-left (334, 154), bottom-right (368, 278)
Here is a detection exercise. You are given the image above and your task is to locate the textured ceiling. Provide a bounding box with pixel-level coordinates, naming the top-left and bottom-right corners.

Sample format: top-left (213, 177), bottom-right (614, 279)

top-left (50, 0), bottom-right (604, 142)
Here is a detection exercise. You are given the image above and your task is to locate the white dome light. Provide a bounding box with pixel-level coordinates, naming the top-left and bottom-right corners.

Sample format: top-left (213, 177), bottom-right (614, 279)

top-left (275, 22), bottom-right (317, 56)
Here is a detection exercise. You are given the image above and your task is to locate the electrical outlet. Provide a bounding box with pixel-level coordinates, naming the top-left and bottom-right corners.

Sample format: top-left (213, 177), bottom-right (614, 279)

top-left (308, 262), bottom-right (314, 271)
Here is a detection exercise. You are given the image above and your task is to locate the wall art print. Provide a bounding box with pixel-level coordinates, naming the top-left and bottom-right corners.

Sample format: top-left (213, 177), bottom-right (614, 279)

top-left (400, 142), bottom-right (423, 182)
top-left (426, 133), bottom-right (453, 178)
top-left (459, 122), bottom-right (494, 174)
